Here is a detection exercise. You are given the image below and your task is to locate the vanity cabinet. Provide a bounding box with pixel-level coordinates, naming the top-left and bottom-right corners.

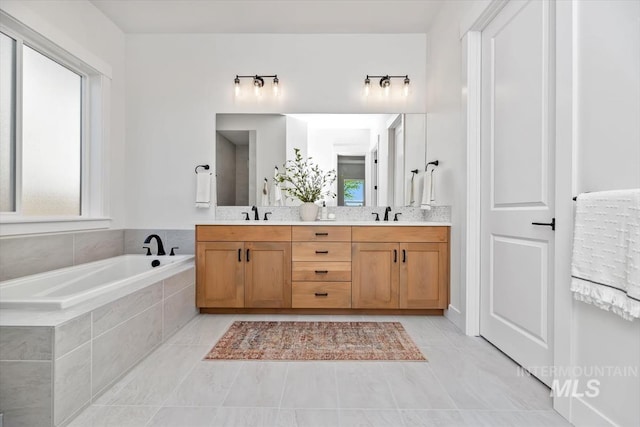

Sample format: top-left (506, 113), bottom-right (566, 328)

top-left (196, 224), bottom-right (449, 313)
top-left (351, 227), bottom-right (449, 309)
top-left (196, 226), bottom-right (291, 308)
top-left (291, 226), bottom-right (352, 308)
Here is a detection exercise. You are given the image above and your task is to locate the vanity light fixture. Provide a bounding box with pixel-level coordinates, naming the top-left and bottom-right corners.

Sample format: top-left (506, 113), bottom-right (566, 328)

top-left (234, 74), bottom-right (280, 97)
top-left (363, 75), bottom-right (410, 97)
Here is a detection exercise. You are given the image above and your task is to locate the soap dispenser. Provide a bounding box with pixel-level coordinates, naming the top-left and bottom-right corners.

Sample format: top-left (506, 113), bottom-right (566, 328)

top-left (321, 201), bottom-right (328, 220)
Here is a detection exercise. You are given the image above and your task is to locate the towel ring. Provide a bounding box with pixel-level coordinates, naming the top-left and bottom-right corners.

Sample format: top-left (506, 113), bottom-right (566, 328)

top-left (195, 164), bottom-right (210, 174)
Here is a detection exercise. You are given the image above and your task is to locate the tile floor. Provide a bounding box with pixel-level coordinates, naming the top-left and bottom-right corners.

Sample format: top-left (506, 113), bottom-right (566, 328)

top-left (68, 314), bottom-right (570, 427)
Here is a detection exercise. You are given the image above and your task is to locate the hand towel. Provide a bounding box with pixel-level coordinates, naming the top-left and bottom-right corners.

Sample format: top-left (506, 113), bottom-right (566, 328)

top-left (570, 189), bottom-right (640, 321)
top-left (272, 167), bottom-right (283, 206)
top-left (420, 169), bottom-right (435, 210)
top-left (261, 178), bottom-right (270, 206)
top-left (195, 171), bottom-right (211, 208)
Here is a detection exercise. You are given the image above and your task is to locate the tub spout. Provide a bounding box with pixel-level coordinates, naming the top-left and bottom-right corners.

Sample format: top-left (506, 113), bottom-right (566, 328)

top-left (143, 234), bottom-right (166, 256)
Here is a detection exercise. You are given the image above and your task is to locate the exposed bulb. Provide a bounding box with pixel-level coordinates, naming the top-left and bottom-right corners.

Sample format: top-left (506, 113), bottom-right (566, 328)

top-left (234, 76), bottom-right (241, 97)
top-left (272, 76), bottom-right (279, 96)
top-left (380, 76), bottom-right (391, 97)
top-left (403, 76), bottom-right (410, 97)
top-left (253, 76), bottom-right (264, 97)
top-left (363, 77), bottom-right (371, 97)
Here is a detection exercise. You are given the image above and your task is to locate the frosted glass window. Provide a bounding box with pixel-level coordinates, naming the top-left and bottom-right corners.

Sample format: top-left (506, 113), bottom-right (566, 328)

top-left (0, 32), bottom-right (16, 212)
top-left (22, 45), bottom-right (81, 216)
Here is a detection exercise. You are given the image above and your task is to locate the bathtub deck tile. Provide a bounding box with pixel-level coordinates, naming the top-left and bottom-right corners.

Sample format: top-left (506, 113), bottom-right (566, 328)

top-left (54, 342), bottom-right (91, 426)
top-left (92, 282), bottom-right (163, 337)
top-left (0, 360), bottom-right (52, 427)
top-left (0, 325), bottom-right (53, 361)
top-left (55, 312), bottom-right (91, 358)
top-left (163, 284), bottom-right (198, 341)
top-left (73, 229), bottom-right (125, 265)
top-left (163, 267), bottom-right (195, 297)
top-left (92, 304), bottom-right (163, 397)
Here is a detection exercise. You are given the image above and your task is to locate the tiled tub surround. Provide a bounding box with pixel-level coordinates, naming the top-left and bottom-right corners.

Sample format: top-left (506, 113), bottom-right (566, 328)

top-left (0, 265), bottom-right (197, 427)
top-left (0, 229), bottom-right (125, 282)
top-left (0, 228), bottom-right (196, 282)
top-left (214, 205), bottom-right (452, 223)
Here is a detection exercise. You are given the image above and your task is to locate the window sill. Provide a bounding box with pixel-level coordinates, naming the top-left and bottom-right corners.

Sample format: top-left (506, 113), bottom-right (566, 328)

top-left (0, 217), bottom-right (112, 236)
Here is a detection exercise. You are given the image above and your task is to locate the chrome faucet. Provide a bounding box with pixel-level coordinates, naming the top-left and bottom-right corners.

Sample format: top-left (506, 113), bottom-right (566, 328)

top-left (251, 205), bottom-right (260, 220)
top-left (143, 234), bottom-right (166, 256)
top-left (383, 206), bottom-right (392, 221)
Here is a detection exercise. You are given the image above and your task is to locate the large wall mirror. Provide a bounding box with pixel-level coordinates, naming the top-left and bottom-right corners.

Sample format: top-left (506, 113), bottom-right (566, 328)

top-left (215, 113), bottom-right (427, 208)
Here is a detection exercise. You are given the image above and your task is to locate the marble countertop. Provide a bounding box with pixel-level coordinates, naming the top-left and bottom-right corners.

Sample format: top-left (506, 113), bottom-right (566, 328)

top-left (198, 220), bottom-right (452, 226)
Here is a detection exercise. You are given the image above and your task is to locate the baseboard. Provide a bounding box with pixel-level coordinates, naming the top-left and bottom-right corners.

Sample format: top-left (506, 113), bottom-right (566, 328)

top-left (445, 304), bottom-right (464, 331)
top-left (200, 308), bottom-right (444, 316)
top-left (572, 396), bottom-right (618, 427)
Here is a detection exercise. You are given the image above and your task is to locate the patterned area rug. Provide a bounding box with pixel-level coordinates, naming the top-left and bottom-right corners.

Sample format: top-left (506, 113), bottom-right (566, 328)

top-left (204, 321), bottom-right (426, 361)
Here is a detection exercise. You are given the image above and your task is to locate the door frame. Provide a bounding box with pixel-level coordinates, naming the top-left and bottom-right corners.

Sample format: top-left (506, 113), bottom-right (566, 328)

top-left (462, 0), bottom-right (573, 420)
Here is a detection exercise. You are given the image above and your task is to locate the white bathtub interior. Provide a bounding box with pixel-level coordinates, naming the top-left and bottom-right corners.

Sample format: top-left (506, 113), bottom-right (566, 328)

top-left (0, 254), bottom-right (194, 310)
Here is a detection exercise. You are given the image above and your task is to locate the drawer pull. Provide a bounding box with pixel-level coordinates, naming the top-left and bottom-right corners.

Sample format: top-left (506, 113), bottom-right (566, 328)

top-left (238, 248), bottom-right (242, 262)
top-left (315, 232), bottom-right (329, 236)
top-left (393, 249), bottom-right (397, 263)
top-left (315, 270), bottom-right (329, 274)
top-left (315, 250), bottom-right (329, 254)
top-left (314, 292), bottom-right (329, 297)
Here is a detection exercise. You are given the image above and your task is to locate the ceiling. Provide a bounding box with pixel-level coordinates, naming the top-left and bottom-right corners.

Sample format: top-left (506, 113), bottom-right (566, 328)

top-left (217, 130), bottom-right (250, 146)
top-left (90, 0), bottom-right (445, 34)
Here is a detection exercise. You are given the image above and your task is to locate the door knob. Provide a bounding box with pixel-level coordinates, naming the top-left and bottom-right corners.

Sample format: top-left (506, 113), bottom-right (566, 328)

top-left (531, 218), bottom-right (555, 231)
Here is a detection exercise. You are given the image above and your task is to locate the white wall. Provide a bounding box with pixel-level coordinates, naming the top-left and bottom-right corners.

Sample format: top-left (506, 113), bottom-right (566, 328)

top-left (425, 0), bottom-right (473, 328)
top-left (0, 0), bottom-right (126, 228)
top-left (568, 1), bottom-right (640, 425)
top-left (125, 34), bottom-right (427, 228)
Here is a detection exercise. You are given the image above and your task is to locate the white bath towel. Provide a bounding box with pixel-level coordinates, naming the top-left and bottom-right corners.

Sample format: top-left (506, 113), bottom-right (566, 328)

top-left (195, 171), bottom-right (212, 208)
top-left (272, 167), bottom-right (283, 206)
top-left (570, 189), bottom-right (640, 321)
top-left (261, 178), bottom-right (270, 206)
top-left (420, 169), bottom-right (435, 210)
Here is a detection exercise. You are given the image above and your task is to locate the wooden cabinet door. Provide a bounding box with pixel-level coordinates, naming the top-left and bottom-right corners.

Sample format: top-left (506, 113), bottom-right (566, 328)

top-left (197, 242), bottom-right (244, 308)
top-left (245, 242), bottom-right (292, 308)
top-left (399, 243), bottom-right (449, 309)
top-left (352, 242), bottom-right (399, 309)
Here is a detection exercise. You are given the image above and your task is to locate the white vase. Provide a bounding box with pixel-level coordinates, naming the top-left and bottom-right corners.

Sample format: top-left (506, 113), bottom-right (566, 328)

top-left (299, 202), bottom-right (319, 221)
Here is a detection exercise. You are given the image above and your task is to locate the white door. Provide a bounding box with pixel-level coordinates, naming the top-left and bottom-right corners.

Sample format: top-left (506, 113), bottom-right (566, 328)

top-left (480, 0), bottom-right (555, 386)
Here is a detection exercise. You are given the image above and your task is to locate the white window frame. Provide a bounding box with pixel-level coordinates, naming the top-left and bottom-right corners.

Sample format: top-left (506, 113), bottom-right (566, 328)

top-left (0, 11), bottom-right (110, 236)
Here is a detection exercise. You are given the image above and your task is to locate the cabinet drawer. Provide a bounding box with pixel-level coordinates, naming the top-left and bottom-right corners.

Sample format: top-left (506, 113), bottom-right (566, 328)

top-left (352, 226), bottom-right (449, 243)
top-left (292, 226), bottom-right (351, 242)
top-left (196, 225), bottom-right (291, 242)
top-left (292, 262), bottom-right (351, 281)
top-left (292, 282), bottom-right (351, 308)
top-left (292, 242), bottom-right (351, 261)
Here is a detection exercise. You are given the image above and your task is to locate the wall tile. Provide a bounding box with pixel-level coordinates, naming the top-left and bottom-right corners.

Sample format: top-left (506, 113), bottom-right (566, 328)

top-left (55, 313), bottom-right (91, 359)
top-left (73, 229), bottom-right (124, 265)
top-left (0, 233), bottom-right (73, 281)
top-left (54, 342), bottom-right (91, 426)
top-left (165, 229), bottom-right (195, 255)
top-left (163, 284), bottom-right (197, 341)
top-left (163, 267), bottom-right (195, 297)
top-left (124, 229), bottom-right (168, 255)
top-left (0, 326), bottom-right (52, 361)
top-left (92, 282), bottom-right (162, 337)
top-left (92, 304), bottom-right (163, 396)
top-left (0, 360), bottom-right (52, 427)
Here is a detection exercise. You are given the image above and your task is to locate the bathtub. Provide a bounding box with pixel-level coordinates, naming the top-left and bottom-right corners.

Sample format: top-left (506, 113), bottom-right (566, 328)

top-left (0, 254), bottom-right (194, 310)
